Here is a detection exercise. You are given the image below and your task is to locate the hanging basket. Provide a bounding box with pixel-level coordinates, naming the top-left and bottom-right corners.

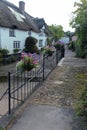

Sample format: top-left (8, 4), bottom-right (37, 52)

top-left (45, 50), bottom-right (53, 56)
top-left (54, 44), bottom-right (61, 50)
top-left (24, 64), bottom-right (34, 71)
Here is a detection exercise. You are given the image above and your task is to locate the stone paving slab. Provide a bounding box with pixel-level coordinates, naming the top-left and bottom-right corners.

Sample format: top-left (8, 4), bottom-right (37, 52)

top-left (9, 104), bottom-right (83, 130)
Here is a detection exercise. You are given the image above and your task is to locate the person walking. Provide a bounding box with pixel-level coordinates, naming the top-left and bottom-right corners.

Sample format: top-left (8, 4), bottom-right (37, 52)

top-left (61, 44), bottom-right (65, 58)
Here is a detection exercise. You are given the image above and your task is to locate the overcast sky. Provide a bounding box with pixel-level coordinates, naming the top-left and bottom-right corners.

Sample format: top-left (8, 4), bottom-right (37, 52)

top-left (7, 0), bottom-right (78, 32)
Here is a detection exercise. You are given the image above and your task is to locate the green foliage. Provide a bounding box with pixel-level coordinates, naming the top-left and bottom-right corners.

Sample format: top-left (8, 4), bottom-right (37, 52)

top-left (54, 43), bottom-right (62, 50)
top-left (68, 42), bottom-right (75, 51)
top-left (0, 128), bottom-right (5, 130)
top-left (0, 52), bottom-right (3, 62)
top-left (45, 49), bottom-right (53, 56)
top-left (0, 49), bottom-right (9, 56)
top-left (13, 48), bottom-right (20, 53)
top-left (75, 39), bottom-right (86, 58)
top-left (70, 0), bottom-right (87, 56)
top-left (0, 49), bottom-right (9, 63)
top-left (42, 46), bottom-right (54, 56)
top-left (24, 36), bottom-right (39, 54)
top-left (48, 25), bottom-right (64, 42)
top-left (74, 73), bottom-right (87, 122)
top-left (65, 31), bottom-right (74, 41)
top-left (76, 86), bottom-right (87, 118)
top-left (47, 37), bottom-right (52, 46)
top-left (25, 36), bottom-right (38, 45)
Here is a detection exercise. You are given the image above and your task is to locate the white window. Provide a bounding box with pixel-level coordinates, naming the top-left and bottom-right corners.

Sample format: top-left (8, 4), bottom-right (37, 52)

top-left (13, 41), bottom-right (20, 49)
top-left (39, 40), bottom-right (43, 47)
top-left (39, 33), bottom-right (44, 37)
top-left (9, 29), bottom-right (15, 37)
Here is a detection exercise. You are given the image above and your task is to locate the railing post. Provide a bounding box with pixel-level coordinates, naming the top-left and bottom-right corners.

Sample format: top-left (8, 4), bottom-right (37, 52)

top-left (56, 49), bottom-right (58, 65)
top-left (43, 54), bottom-right (45, 81)
top-left (8, 72), bottom-right (11, 114)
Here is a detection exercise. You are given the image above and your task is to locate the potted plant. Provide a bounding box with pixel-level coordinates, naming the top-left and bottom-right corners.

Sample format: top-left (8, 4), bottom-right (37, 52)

top-left (43, 46), bottom-right (55, 56)
top-left (54, 44), bottom-right (61, 50)
top-left (54, 41), bottom-right (63, 50)
top-left (16, 53), bottom-right (39, 72)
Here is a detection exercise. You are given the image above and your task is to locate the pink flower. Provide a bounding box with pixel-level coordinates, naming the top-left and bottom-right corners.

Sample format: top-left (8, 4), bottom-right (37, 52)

top-left (33, 60), bottom-right (38, 65)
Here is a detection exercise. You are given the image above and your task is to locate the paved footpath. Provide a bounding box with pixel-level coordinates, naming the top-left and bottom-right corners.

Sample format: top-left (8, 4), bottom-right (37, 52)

top-left (8, 48), bottom-right (87, 130)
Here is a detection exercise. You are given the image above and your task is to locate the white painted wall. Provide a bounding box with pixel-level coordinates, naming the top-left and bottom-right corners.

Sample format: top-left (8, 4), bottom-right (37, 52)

top-left (0, 27), bottom-right (48, 53)
top-left (0, 27), bottom-right (28, 53)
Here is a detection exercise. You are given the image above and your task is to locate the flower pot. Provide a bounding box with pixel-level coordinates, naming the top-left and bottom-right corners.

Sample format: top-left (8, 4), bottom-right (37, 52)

top-left (24, 64), bottom-right (34, 71)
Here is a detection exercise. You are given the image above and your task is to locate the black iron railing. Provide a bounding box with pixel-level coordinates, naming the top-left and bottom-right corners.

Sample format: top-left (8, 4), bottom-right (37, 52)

top-left (0, 49), bottom-right (62, 117)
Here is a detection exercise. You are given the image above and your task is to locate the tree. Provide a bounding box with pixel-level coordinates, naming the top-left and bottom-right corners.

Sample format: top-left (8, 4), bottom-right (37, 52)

top-left (65, 31), bottom-right (74, 41)
top-left (48, 24), bottom-right (64, 42)
top-left (70, 0), bottom-right (87, 57)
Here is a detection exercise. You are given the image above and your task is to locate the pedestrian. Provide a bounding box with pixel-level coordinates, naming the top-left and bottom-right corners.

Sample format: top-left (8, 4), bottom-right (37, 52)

top-left (61, 44), bottom-right (65, 58)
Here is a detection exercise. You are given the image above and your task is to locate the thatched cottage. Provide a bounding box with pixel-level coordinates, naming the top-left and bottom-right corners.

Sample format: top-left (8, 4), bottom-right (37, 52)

top-left (0, 0), bottom-right (51, 53)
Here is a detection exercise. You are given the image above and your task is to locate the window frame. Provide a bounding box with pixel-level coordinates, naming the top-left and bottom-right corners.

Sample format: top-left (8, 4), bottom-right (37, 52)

top-left (39, 39), bottom-right (43, 47)
top-left (9, 28), bottom-right (15, 37)
top-left (13, 41), bottom-right (21, 49)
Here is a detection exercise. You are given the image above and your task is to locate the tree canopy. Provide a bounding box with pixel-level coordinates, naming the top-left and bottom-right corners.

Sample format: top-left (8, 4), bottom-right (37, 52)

top-left (70, 0), bottom-right (87, 42)
top-left (70, 0), bottom-right (87, 57)
top-left (48, 24), bottom-right (64, 42)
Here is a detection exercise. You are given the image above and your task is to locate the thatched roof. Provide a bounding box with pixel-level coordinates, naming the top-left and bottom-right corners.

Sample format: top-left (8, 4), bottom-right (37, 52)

top-left (34, 18), bottom-right (53, 36)
top-left (0, 0), bottom-right (40, 33)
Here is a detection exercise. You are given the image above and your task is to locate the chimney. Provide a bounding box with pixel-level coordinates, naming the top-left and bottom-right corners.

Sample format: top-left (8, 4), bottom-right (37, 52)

top-left (19, 1), bottom-right (25, 12)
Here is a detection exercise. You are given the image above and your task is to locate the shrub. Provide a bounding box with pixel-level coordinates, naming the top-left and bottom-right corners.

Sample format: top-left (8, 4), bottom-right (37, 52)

top-left (47, 37), bottom-right (52, 46)
top-left (76, 86), bottom-right (87, 118)
top-left (0, 49), bottom-right (9, 56)
top-left (0, 128), bottom-right (5, 130)
top-left (9, 55), bottom-right (17, 62)
top-left (0, 49), bottom-right (9, 63)
top-left (68, 42), bottom-right (75, 51)
top-left (54, 42), bottom-right (62, 50)
top-left (0, 52), bottom-right (3, 62)
top-left (13, 48), bottom-right (21, 54)
top-left (75, 41), bottom-right (86, 58)
top-left (24, 36), bottom-right (39, 54)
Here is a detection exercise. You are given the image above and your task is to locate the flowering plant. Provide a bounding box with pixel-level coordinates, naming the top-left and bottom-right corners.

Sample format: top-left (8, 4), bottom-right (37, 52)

top-left (43, 46), bottom-right (55, 56)
top-left (16, 53), bottom-right (39, 72)
top-left (54, 41), bottom-right (63, 50)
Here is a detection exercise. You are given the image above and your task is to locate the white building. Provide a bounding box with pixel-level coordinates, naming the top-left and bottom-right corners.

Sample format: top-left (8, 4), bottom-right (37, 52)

top-left (0, 0), bottom-right (51, 54)
top-left (59, 37), bottom-right (69, 44)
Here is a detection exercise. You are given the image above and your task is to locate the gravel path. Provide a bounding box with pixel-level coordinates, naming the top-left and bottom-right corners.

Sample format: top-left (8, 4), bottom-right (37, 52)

top-left (29, 50), bottom-right (87, 108)
top-left (8, 49), bottom-right (87, 130)
top-left (1, 48), bottom-right (87, 130)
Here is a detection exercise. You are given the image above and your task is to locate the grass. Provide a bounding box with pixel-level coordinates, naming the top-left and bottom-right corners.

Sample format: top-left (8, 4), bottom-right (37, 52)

top-left (73, 72), bottom-right (87, 127)
top-left (0, 128), bottom-right (5, 130)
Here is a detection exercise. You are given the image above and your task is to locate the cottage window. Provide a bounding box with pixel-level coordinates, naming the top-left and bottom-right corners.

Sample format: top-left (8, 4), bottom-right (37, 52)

top-left (39, 33), bottom-right (44, 37)
top-left (9, 29), bottom-right (15, 37)
top-left (13, 41), bottom-right (20, 49)
top-left (39, 40), bottom-right (43, 47)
